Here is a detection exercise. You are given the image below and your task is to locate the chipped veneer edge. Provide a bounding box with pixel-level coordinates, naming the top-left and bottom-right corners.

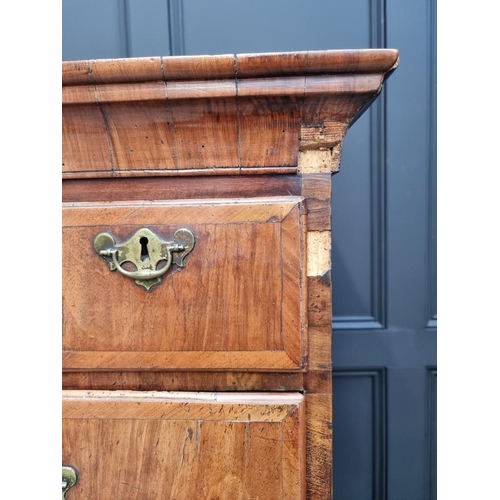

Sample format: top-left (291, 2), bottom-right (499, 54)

top-left (307, 231), bottom-right (331, 277)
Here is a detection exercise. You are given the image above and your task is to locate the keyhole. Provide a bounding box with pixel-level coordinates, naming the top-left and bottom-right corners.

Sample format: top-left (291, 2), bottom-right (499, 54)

top-left (140, 237), bottom-right (150, 262)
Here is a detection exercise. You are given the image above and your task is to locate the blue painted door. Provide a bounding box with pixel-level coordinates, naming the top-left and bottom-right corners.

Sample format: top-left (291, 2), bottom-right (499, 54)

top-left (63, 1), bottom-right (437, 498)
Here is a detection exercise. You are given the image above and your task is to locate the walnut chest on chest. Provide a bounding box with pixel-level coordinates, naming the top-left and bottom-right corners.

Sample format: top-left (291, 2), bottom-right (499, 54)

top-left (62, 49), bottom-right (398, 499)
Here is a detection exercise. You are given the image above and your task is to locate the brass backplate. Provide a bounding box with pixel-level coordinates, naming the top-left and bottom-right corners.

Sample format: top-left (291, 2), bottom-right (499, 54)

top-left (94, 227), bottom-right (196, 291)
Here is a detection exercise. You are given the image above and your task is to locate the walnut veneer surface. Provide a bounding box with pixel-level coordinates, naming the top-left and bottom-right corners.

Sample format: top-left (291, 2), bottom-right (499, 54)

top-left (62, 49), bottom-right (398, 499)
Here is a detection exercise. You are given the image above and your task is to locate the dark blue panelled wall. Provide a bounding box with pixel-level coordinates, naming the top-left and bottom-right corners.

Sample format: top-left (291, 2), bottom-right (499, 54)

top-left (63, 1), bottom-right (437, 498)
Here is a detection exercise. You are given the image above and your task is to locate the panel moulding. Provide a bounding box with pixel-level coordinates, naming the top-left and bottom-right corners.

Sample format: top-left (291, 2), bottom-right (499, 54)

top-left (333, 0), bottom-right (387, 331)
top-left (333, 368), bottom-right (387, 500)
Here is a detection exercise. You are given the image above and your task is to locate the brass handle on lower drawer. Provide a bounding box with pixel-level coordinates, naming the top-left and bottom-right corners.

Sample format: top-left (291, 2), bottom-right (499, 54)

top-left (94, 227), bottom-right (196, 291)
top-left (62, 466), bottom-right (77, 499)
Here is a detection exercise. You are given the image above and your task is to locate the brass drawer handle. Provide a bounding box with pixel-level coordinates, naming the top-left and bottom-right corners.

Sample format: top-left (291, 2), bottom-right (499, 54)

top-left (62, 466), bottom-right (77, 499)
top-left (94, 227), bottom-right (196, 291)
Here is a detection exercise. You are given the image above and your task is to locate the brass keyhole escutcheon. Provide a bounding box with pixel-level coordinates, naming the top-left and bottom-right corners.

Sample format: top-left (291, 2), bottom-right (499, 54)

top-left (139, 236), bottom-right (150, 262)
top-left (94, 227), bottom-right (196, 291)
top-left (62, 466), bottom-right (77, 499)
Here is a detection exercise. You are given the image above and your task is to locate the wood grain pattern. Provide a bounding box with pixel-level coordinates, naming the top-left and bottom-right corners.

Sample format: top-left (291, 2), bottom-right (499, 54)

top-left (61, 49), bottom-right (399, 499)
top-left (237, 79), bottom-right (302, 168)
top-left (62, 175), bottom-right (302, 203)
top-left (301, 174), bottom-right (332, 231)
top-left (99, 88), bottom-right (177, 173)
top-left (308, 327), bottom-right (333, 371)
top-left (62, 198), bottom-right (306, 372)
top-left (162, 54), bottom-right (236, 80)
top-left (300, 122), bottom-right (347, 151)
top-left (63, 50), bottom-right (399, 85)
top-left (167, 89), bottom-right (240, 169)
top-left (62, 104), bottom-right (111, 173)
top-left (303, 371), bottom-right (332, 394)
top-left (235, 49), bottom-right (399, 78)
top-left (62, 371), bottom-right (304, 392)
top-left (63, 391), bottom-right (306, 500)
top-left (62, 173), bottom-right (331, 230)
top-left (306, 393), bottom-right (333, 500)
top-left (63, 197), bottom-right (300, 225)
top-left (62, 50), bottom-right (399, 178)
top-left (62, 58), bottom-right (164, 85)
top-left (308, 273), bottom-right (332, 327)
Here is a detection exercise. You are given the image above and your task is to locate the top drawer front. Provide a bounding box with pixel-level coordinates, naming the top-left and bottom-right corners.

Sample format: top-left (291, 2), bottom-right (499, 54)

top-left (63, 197), bottom-right (306, 372)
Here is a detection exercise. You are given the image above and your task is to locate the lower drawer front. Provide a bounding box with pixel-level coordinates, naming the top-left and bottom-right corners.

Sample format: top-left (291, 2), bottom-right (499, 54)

top-left (62, 391), bottom-right (305, 499)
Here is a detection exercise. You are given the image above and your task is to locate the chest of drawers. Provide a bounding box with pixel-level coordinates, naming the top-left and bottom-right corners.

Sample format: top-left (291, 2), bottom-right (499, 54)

top-left (62, 49), bottom-right (398, 499)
